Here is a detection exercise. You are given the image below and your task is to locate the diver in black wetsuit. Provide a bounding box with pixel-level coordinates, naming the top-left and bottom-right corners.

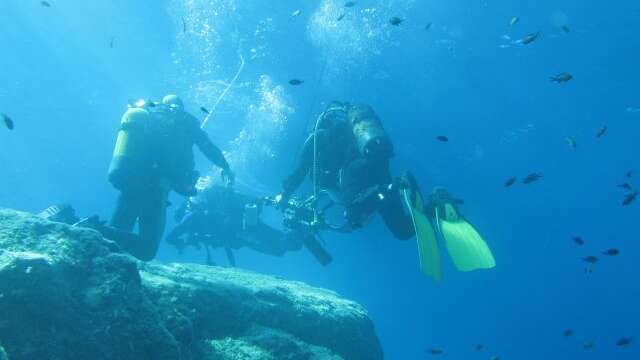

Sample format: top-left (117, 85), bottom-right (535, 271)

top-left (106, 95), bottom-right (234, 261)
top-left (167, 178), bottom-right (305, 265)
top-left (278, 102), bottom-right (415, 240)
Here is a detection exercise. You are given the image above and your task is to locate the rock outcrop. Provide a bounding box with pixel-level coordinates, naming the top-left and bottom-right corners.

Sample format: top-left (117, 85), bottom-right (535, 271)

top-left (0, 209), bottom-right (383, 360)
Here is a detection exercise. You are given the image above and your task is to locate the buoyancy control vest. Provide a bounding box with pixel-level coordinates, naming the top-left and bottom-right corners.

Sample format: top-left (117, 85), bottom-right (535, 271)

top-left (108, 101), bottom-right (195, 191)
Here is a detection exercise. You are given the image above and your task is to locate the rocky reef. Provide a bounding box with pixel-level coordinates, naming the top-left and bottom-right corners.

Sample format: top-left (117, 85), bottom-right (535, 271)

top-left (0, 209), bottom-right (383, 360)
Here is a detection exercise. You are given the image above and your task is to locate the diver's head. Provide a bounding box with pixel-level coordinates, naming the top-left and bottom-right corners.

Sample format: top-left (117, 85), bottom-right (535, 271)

top-left (317, 101), bottom-right (349, 130)
top-left (162, 94), bottom-right (184, 112)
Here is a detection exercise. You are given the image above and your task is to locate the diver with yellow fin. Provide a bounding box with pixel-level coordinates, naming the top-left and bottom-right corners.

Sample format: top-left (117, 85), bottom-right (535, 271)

top-left (279, 101), bottom-right (495, 280)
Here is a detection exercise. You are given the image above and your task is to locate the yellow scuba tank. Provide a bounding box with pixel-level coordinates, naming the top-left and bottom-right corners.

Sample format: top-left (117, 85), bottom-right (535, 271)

top-left (108, 106), bottom-right (152, 190)
top-left (347, 104), bottom-right (394, 159)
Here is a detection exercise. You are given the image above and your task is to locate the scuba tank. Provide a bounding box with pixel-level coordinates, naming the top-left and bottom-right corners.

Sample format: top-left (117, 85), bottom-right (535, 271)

top-left (346, 104), bottom-right (394, 159)
top-left (108, 104), bottom-right (153, 190)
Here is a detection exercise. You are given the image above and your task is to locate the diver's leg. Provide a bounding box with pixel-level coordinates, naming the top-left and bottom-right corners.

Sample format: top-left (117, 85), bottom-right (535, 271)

top-left (378, 190), bottom-right (415, 241)
top-left (110, 191), bottom-right (139, 232)
top-left (245, 222), bottom-right (302, 256)
top-left (136, 188), bottom-right (169, 261)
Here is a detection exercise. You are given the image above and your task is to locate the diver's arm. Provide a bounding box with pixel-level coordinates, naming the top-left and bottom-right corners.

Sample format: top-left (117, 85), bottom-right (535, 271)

top-left (282, 134), bottom-right (314, 196)
top-left (194, 129), bottom-right (231, 171)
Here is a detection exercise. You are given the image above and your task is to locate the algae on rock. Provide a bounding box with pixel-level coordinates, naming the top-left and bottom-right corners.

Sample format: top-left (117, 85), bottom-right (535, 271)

top-left (0, 209), bottom-right (383, 360)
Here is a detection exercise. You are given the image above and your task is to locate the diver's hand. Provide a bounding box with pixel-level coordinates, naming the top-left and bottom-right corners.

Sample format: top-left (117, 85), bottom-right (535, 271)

top-left (222, 168), bottom-right (235, 188)
top-left (274, 192), bottom-right (289, 210)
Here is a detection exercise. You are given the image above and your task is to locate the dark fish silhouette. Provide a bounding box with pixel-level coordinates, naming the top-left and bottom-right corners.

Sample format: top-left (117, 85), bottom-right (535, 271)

top-left (520, 32), bottom-right (539, 44)
top-left (289, 79), bottom-right (304, 86)
top-left (522, 173), bottom-right (542, 184)
top-left (436, 135), bottom-right (448, 142)
top-left (582, 256), bottom-right (598, 263)
top-left (110, 37), bottom-right (115, 49)
top-left (573, 236), bottom-right (584, 246)
top-left (344, 1), bottom-right (357, 7)
top-left (475, 344), bottom-right (484, 351)
top-left (602, 248), bottom-right (620, 256)
top-left (425, 22), bottom-right (432, 30)
top-left (565, 137), bottom-right (577, 148)
top-left (337, 13), bottom-right (346, 21)
top-left (626, 170), bottom-right (633, 178)
top-left (2, 113), bottom-right (14, 130)
top-left (489, 356), bottom-right (500, 360)
top-left (389, 17), bottom-right (404, 26)
top-left (40, 1), bottom-right (51, 7)
top-left (616, 337), bottom-right (632, 347)
top-left (562, 25), bottom-right (571, 33)
top-left (583, 340), bottom-right (595, 349)
top-left (564, 329), bottom-right (574, 337)
top-left (622, 192), bottom-right (637, 206)
top-left (551, 73), bottom-right (573, 83)
top-left (504, 177), bottom-right (517, 187)
top-left (182, 17), bottom-right (187, 33)
top-left (200, 107), bottom-right (210, 115)
top-left (428, 348), bottom-right (443, 355)
top-left (596, 126), bottom-right (607, 138)
top-left (509, 16), bottom-right (520, 27)
top-left (618, 183), bottom-right (632, 191)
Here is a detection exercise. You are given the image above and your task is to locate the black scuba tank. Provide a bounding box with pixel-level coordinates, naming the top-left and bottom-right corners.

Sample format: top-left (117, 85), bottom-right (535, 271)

top-left (346, 104), bottom-right (394, 159)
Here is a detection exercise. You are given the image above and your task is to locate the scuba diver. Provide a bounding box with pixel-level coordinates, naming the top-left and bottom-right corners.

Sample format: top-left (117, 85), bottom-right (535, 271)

top-left (167, 176), bottom-right (332, 266)
top-left (106, 95), bottom-right (234, 261)
top-left (277, 102), bottom-right (496, 281)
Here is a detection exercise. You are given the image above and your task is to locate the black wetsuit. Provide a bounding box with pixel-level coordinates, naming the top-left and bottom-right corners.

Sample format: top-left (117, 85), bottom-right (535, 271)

top-left (110, 109), bottom-right (231, 261)
top-left (167, 185), bottom-right (301, 261)
top-left (283, 113), bottom-right (414, 240)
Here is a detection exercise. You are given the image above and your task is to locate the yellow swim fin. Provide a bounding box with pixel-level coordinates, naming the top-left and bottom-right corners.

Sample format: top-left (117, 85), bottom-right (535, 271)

top-left (402, 188), bottom-right (442, 281)
top-left (436, 203), bottom-right (496, 272)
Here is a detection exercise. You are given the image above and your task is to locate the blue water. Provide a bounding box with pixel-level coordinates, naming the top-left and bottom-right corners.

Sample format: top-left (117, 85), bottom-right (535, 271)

top-left (1, 0), bottom-right (639, 358)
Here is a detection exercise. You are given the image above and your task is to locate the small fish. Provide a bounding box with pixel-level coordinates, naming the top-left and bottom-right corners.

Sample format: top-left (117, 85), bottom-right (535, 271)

top-left (551, 73), bottom-right (573, 83)
top-left (289, 79), bottom-right (304, 86)
top-left (489, 356), bottom-right (500, 360)
top-left (291, 10), bottom-right (301, 18)
top-left (596, 126), bottom-right (607, 138)
top-left (618, 183), bottom-right (632, 191)
top-left (182, 17), bottom-right (187, 33)
top-left (428, 348), bottom-right (443, 355)
top-left (582, 255), bottom-right (598, 263)
top-left (425, 22), bottom-right (432, 30)
top-left (585, 267), bottom-right (593, 274)
top-left (602, 248), bottom-right (620, 256)
top-left (509, 16), bottom-right (520, 27)
top-left (616, 337), bottom-right (632, 347)
top-left (522, 173), bottom-right (542, 184)
top-left (40, 1), bottom-right (51, 7)
top-left (475, 344), bottom-right (484, 351)
top-left (337, 13), bottom-right (346, 21)
top-left (583, 340), bottom-right (595, 349)
top-left (520, 32), bottom-right (539, 45)
top-left (389, 16), bottom-right (404, 26)
top-left (573, 236), bottom-right (584, 246)
top-left (344, 1), bottom-right (357, 7)
top-left (564, 329), bottom-right (574, 337)
top-left (626, 170), bottom-right (634, 178)
top-left (565, 137), bottom-right (577, 148)
top-left (622, 192), bottom-right (637, 206)
top-left (504, 177), bottom-right (517, 187)
top-left (200, 106), bottom-right (210, 115)
top-left (562, 25), bottom-right (571, 33)
top-left (2, 113), bottom-right (14, 130)
top-left (109, 37), bottom-right (115, 49)
top-left (436, 135), bottom-right (449, 142)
